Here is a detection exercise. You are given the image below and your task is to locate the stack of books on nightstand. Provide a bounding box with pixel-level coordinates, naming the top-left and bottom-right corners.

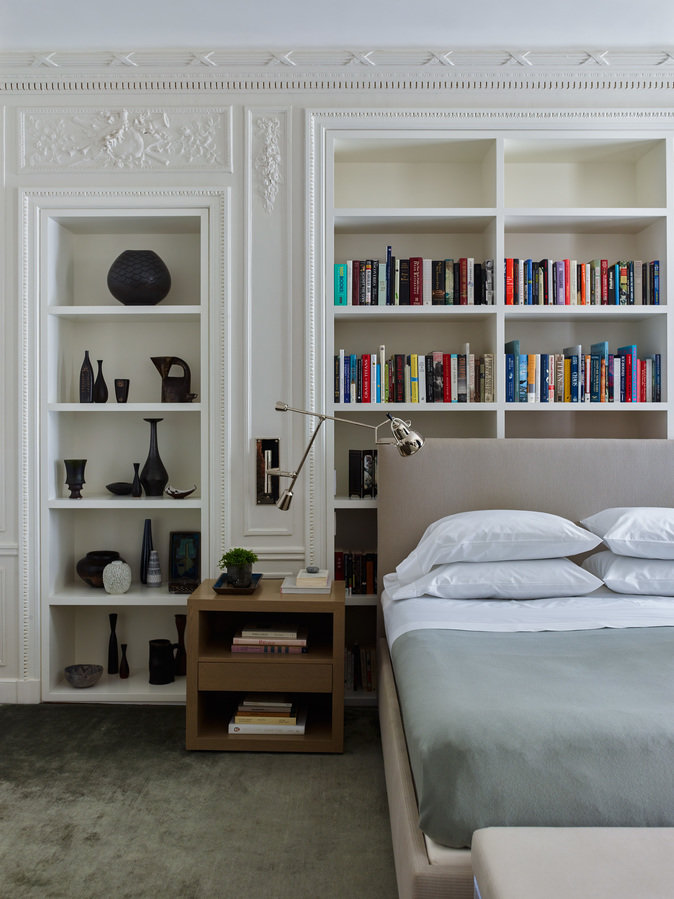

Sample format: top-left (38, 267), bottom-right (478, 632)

top-left (230, 624), bottom-right (308, 654)
top-left (228, 694), bottom-right (307, 735)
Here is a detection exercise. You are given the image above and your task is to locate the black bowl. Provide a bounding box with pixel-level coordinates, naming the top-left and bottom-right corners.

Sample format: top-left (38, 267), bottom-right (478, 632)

top-left (106, 482), bottom-right (133, 495)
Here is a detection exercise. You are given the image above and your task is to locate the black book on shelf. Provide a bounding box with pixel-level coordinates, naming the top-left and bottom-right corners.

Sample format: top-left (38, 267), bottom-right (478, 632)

top-left (398, 258), bottom-right (410, 305)
top-left (425, 354), bottom-right (435, 402)
top-left (348, 449), bottom-right (363, 498)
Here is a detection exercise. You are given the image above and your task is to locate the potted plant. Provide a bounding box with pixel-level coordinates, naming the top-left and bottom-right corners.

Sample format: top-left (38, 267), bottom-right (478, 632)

top-left (218, 547), bottom-right (258, 588)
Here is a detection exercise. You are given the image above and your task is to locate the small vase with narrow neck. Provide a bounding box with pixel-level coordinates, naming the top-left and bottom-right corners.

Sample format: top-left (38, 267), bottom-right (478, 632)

top-left (93, 360), bottom-right (108, 403)
top-left (107, 613), bottom-right (119, 675)
top-left (79, 351), bottom-right (94, 403)
top-left (140, 418), bottom-right (168, 497)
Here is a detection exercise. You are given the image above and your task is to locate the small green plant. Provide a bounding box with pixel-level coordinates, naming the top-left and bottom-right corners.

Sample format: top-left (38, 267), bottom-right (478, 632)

top-left (218, 547), bottom-right (259, 569)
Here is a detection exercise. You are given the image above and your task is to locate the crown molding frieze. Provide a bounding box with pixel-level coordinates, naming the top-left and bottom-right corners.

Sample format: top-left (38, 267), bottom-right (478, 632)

top-left (20, 107), bottom-right (232, 172)
top-left (2, 47), bottom-right (674, 94)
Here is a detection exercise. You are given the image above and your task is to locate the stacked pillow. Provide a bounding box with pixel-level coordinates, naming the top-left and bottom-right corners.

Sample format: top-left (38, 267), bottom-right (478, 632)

top-left (389, 509), bottom-right (603, 600)
top-left (581, 507), bottom-right (674, 595)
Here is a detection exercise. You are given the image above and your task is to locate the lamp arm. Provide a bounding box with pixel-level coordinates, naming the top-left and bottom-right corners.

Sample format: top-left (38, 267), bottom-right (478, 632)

top-left (275, 416), bottom-right (326, 492)
top-left (274, 401), bottom-right (398, 443)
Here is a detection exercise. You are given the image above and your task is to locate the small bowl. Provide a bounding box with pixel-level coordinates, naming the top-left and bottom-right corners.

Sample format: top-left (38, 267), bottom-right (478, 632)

top-left (165, 484), bottom-right (197, 500)
top-left (64, 664), bottom-right (103, 688)
top-left (106, 482), bottom-right (133, 495)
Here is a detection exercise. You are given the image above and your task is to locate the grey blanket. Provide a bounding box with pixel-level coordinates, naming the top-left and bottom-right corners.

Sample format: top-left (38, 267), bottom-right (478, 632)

top-left (391, 626), bottom-right (674, 848)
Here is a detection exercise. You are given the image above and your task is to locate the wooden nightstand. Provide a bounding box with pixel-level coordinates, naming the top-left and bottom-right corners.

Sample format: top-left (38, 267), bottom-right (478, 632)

top-left (186, 578), bottom-right (345, 752)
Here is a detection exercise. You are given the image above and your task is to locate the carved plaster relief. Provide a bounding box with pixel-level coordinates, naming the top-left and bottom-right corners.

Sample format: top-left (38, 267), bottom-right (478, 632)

top-left (254, 116), bottom-right (282, 214)
top-left (20, 107), bottom-right (232, 172)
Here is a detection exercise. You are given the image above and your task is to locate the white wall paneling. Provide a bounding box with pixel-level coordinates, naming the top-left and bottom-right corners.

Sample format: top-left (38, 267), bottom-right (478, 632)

top-left (3, 51), bottom-right (674, 698)
top-left (242, 106), bottom-right (299, 556)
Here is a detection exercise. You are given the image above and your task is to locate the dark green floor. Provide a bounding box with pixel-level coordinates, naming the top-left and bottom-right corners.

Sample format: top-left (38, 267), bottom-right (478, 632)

top-left (0, 704), bottom-right (397, 899)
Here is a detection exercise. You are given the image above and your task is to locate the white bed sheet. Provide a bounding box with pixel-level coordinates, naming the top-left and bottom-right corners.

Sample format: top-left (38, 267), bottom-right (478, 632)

top-left (382, 573), bottom-right (674, 646)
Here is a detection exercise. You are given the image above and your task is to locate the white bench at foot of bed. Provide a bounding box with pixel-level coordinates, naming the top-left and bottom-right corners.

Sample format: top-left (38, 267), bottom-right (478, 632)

top-left (472, 827), bottom-right (674, 899)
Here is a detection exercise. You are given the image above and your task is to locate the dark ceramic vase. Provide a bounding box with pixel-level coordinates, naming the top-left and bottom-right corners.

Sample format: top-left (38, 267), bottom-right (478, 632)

top-left (108, 613), bottom-right (119, 675)
top-left (79, 351), bottom-right (94, 403)
top-left (148, 639), bottom-right (176, 685)
top-left (93, 360), bottom-right (108, 403)
top-left (64, 458), bottom-right (87, 499)
top-left (174, 614), bottom-right (187, 677)
top-left (131, 462), bottom-right (142, 498)
top-left (140, 418), bottom-right (168, 497)
top-left (119, 643), bottom-right (130, 679)
top-left (140, 518), bottom-right (153, 585)
top-left (76, 550), bottom-right (121, 588)
top-left (107, 250), bottom-right (171, 306)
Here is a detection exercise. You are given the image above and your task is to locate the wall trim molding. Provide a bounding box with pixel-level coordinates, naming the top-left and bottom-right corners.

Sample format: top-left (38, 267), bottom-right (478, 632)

top-left (3, 47), bottom-right (674, 95)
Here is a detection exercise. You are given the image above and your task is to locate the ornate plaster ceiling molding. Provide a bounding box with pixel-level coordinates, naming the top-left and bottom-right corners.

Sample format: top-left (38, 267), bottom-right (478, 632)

top-left (20, 107), bottom-right (232, 172)
top-left (2, 47), bottom-right (674, 94)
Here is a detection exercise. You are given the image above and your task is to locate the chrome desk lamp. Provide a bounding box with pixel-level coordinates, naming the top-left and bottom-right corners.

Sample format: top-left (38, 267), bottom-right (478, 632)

top-left (269, 401), bottom-right (424, 511)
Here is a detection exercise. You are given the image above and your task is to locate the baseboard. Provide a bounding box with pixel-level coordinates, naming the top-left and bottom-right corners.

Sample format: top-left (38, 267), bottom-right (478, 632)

top-left (0, 678), bottom-right (41, 703)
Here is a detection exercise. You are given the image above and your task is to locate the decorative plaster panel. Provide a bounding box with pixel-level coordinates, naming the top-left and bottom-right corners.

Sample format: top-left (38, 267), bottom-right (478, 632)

top-left (20, 107), bottom-right (232, 172)
top-left (0, 568), bottom-right (6, 666)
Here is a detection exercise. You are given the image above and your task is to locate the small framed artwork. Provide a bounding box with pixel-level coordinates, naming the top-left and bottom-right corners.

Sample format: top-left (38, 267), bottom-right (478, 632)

top-left (168, 531), bottom-right (201, 594)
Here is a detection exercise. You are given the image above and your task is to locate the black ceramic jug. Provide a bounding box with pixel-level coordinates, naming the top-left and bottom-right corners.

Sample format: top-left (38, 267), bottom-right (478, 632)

top-left (148, 638), bottom-right (177, 685)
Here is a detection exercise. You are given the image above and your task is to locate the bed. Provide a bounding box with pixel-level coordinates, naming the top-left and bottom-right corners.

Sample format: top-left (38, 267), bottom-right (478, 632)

top-left (376, 438), bottom-right (674, 899)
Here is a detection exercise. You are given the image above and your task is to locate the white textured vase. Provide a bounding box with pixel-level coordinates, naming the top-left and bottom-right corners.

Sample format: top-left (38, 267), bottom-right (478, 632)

top-left (146, 550), bottom-right (162, 587)
top-left (102, 560), bottom-right (132, 595)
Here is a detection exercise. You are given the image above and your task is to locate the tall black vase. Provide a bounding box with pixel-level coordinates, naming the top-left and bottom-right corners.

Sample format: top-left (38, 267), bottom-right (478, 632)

top-left (93, 360), bottom-right (108, 403)
top-left (140, 518), bottom-right (153, 585)
top-left (107, 613), bottom-right (119, 675)
top-left (140, 418), bottom-right (168, 497)
top-left (79, 350), bottom-right (94, 403)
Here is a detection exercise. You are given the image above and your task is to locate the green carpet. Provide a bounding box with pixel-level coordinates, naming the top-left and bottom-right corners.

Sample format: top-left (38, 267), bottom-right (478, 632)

top-left (0, 704), bottom-right (397, 899)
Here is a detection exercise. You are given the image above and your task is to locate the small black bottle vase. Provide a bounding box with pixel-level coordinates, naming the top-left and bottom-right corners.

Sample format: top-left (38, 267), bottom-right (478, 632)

top-left (131, 462), bottom-right (142, 498)
top-left (93, 360), bottom-right (108, 403)
top-left (79, 350), bottom-right (94, 403)
top-left (107, 612), bottom-right (119, 675)
top-left (119, 643), bottom-right (130, 679)
top-left (140, 418), bottom-right (168, 496)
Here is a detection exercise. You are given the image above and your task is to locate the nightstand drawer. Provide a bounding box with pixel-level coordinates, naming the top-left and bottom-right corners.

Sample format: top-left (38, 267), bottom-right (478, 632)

top-left (198, 661), bottom-right (333, 692)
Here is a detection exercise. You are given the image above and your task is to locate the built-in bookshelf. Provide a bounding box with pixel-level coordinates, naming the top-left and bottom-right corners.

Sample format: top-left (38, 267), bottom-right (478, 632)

top-left (24, 189), bottom-right (224, 703)
top-left (309, 127), bottom-right (672, 661)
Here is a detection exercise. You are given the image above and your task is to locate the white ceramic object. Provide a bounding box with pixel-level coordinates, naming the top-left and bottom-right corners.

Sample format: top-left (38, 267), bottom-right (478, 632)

top-left (146, 550), bottom-right (162, 587)
top-left (102, 560), bottom-right (132, 595)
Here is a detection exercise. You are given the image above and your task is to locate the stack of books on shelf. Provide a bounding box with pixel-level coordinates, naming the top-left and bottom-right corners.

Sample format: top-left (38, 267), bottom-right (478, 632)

top-left (505, 338), bottom-right (661, 404)
top-left (230, 624), bottom-right (309, 654)
top-left (334, 551), bottom-right (377, 596)
top-left (228, 693), bottom-right (307, 735)
top-left (503, 257), bottom-right (660, 305)
top-left (344, 644), bottom-right (377, 694)
top-left (335, 249), bottom-right (495, 306)
top-left (334, 344), bottom-right (495, 404)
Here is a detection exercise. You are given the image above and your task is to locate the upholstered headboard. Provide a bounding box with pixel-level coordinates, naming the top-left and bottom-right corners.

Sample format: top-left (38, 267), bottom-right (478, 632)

top-left (377, 438), bottom-right (674, 595)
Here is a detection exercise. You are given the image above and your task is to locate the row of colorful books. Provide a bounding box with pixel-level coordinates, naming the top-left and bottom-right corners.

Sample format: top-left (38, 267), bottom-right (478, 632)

top-left (334, 252), bottom-right (495, 306)
top-left (228, 693), bottom-right (307, 735)
top-left (505, 339), bottom-right (662, 403)
top-left (345, 644), bottom-right (377, 693)
top-left (335, 346), bottom-right (495, 404)
top-left (504, 257), bottom-right (661, 306)
top-left (230, 623), bottom-right (308, 655)
top-left (334, 551), bottom-right (377, 596)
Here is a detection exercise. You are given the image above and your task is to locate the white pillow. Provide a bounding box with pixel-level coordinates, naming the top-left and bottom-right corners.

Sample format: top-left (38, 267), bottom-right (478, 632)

top-left (583, 550), bottom-right (674, 595)
top-left (388, 557), bottom-right (603, 601)
top-left (395, 509), bottom-right (601, 585)
top-left (580, 507), bottom-right (674, 560)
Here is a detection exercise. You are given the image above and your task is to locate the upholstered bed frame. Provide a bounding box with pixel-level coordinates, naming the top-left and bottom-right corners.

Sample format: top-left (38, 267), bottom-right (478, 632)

top-left (376, 438), bottom-right (674, 899)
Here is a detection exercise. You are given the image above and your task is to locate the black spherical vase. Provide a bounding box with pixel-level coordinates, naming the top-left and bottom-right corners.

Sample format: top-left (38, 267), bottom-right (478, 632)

top-left (139, 418), bottom-right (168, 497)
top-left (107, 250), bottom-right (171, 306)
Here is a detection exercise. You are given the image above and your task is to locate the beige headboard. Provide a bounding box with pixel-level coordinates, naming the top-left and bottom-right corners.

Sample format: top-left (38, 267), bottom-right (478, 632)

top-left (377, 438), bottom-right (674, 593)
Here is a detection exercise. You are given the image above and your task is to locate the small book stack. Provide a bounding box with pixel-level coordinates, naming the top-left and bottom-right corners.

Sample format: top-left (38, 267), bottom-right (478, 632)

top-left (228, 693), bottom-right (307, 735)
top-left (280, 568), bottom-right (331, 594)
top-left (230, 624), bottom-right (308, 654)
